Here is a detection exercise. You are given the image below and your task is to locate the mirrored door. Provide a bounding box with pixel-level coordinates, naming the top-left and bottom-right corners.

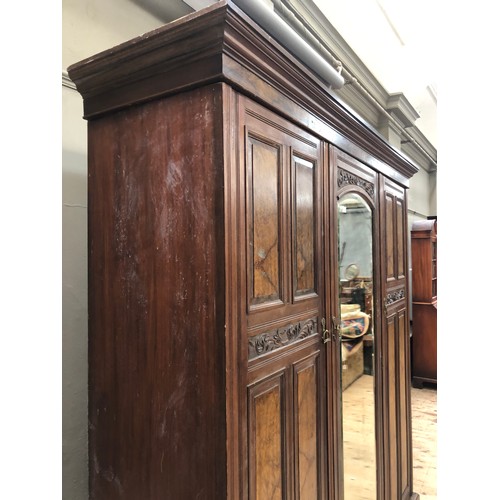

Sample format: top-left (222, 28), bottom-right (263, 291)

top-left (338, 191), bottom-right (377, 500)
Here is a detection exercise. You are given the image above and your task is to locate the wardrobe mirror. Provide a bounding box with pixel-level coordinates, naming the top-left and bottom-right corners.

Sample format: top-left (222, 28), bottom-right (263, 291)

top-left (338, 192), bottom-right (376, 499)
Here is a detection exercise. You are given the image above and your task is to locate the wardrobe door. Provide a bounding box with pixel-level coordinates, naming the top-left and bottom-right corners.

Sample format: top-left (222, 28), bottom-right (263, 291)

top-left (240, 97), bottom-right (327, 500)
top-left (379, 177), bottom-right (413, 500)
top-left (331, 148), bottom-right (382, 500)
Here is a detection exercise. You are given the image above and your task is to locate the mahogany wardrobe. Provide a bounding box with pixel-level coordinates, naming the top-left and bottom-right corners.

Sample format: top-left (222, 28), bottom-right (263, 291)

top-left (68, 2), bottom-right (420, 499)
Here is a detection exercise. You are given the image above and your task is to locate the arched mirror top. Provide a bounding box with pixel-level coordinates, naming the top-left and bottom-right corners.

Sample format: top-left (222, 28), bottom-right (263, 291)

top-left (338, 187), bottom-right (375, 212)
top-left (338, 193), bottom-right (374, 280)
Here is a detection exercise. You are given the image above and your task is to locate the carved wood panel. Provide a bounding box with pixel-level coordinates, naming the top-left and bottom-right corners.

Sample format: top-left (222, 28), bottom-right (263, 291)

top-left (248, 318), bottom-right (318, 360)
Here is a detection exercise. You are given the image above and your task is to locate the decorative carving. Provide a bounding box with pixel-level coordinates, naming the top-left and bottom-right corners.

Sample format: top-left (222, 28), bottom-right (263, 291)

top-left (386, 288), bottom-right (405, 305)
top-left (248, 318), bottom-right (318, 359)
top-left (337, 167), bottom-right (375, 198)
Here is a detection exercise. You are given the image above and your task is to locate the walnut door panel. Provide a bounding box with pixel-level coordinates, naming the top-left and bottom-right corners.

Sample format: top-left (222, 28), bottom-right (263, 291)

top-left (398, 311), bottom-right (410, 496)
top-left (242, 98), bottom-right (323, 329)
top-left (248, 372), bottom-right (287, 500)
top-left (246, 145), bottom-right (318, 307)
top-left (247, 135), bottom-right (283, 307)
top-left (383, 183), bottom-right (407, 285)
top-left (293, 351), bottom-right (324, 500)
top-left (293, 155), bottom-right (317, 300)
top-left (386, 313), bottom-right (398, 500)
top-left (247, 344), bottom-right (325, 500)
top-left (384, 308), bottom-right (411, 500)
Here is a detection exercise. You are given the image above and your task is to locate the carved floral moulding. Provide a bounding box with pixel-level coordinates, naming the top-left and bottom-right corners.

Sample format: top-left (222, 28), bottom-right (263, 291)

top-left (248, 318), bottom-right (318, 360)
top-left (385, 287), bottom-right (405, 306)
top-left (337, 167), bottom-right (375, 198)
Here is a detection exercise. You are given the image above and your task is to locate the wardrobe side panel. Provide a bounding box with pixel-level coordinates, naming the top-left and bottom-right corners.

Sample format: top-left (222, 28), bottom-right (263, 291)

top-left (87, 85), bottom-right (227, 499)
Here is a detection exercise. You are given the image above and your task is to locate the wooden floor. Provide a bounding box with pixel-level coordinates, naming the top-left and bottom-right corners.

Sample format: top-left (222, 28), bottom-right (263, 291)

top-left (342, 375), bottom-right (377, 500)
top-left (411, 383), bottom-right (437, 499)
top-left (342, 375), bottom-right (437, 499)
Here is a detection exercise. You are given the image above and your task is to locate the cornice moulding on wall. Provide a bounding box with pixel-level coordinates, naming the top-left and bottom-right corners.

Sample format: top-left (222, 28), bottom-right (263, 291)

top-left (336, 83), bottom-right (380, 126)
top-left (62, 70), bottom-right (77, 90)
top-left (386, 93), bottom-right (420, 129)
top-left (401, 127), bottom-right (437, 173)
top-left (283, 0), bottom-right (436, 172)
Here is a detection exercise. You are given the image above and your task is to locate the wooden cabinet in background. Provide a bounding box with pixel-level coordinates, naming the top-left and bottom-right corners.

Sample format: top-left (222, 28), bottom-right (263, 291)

top-left (411, 219), bottom-right (437, 387)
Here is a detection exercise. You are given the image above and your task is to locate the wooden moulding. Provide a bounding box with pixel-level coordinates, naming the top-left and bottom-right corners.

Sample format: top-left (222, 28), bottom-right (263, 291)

top-left (67, 0), bottom-right (418, 184)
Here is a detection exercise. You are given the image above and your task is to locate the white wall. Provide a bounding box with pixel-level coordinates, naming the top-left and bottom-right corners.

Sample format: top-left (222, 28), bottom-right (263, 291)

top-left (62, 84), bottom-right (88, 500)
top-left (62, 2), bottom-right (182, 498)
top-left (62, 1), bottom-right (436, 498)
top-left (63, 0), bottom-right (175, 68)
top-left (408, 166), bottom-right (436, 219)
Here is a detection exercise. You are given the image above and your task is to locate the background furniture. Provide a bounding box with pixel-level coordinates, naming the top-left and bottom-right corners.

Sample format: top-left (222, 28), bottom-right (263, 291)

top-left (68, 2), bottom-right (419, 498)
top-left (411, 219), bottom-right (437, 387)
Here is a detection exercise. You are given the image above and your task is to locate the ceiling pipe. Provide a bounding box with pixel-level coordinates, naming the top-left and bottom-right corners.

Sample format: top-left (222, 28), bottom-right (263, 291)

top-left (232, 0), bottom-right (345, 89)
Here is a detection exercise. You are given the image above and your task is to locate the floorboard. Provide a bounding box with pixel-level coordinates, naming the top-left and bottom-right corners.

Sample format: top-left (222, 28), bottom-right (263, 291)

top-left (411, 383), bottom-right (437, 499)
top-left (341, 375), bottom-right (437, 499)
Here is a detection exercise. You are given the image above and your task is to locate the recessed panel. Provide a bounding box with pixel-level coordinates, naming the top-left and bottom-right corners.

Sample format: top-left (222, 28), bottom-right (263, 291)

top-left (294, 156), bottom-right (316, 298)
top-left (248, 136), bottom-right (281, 306)
top-left (385, 194), bottom-right (395, 280)
top-left (396, 198), bottom-right (404, 278)
top-left (296, 360), bottom-right (319, 499)
top-left (249, 375), bottom-right (285, 500)
top-left (398, 312), bottom-right (409, 492)
top-left (387, 316), bottom-right (398, 499)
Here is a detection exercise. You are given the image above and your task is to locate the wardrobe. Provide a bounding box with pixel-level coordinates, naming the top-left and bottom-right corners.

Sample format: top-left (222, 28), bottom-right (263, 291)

top-left (68, 2), bottom-right (419, 499)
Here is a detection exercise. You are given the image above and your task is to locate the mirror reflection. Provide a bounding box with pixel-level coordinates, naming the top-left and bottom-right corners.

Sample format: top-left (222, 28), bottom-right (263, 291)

top-left (338, 192), bottom-right (376, 499)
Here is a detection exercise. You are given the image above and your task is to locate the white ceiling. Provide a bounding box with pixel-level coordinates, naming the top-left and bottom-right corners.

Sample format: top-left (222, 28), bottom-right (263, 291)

top-left (313, 0), bottom-right (437, 149)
